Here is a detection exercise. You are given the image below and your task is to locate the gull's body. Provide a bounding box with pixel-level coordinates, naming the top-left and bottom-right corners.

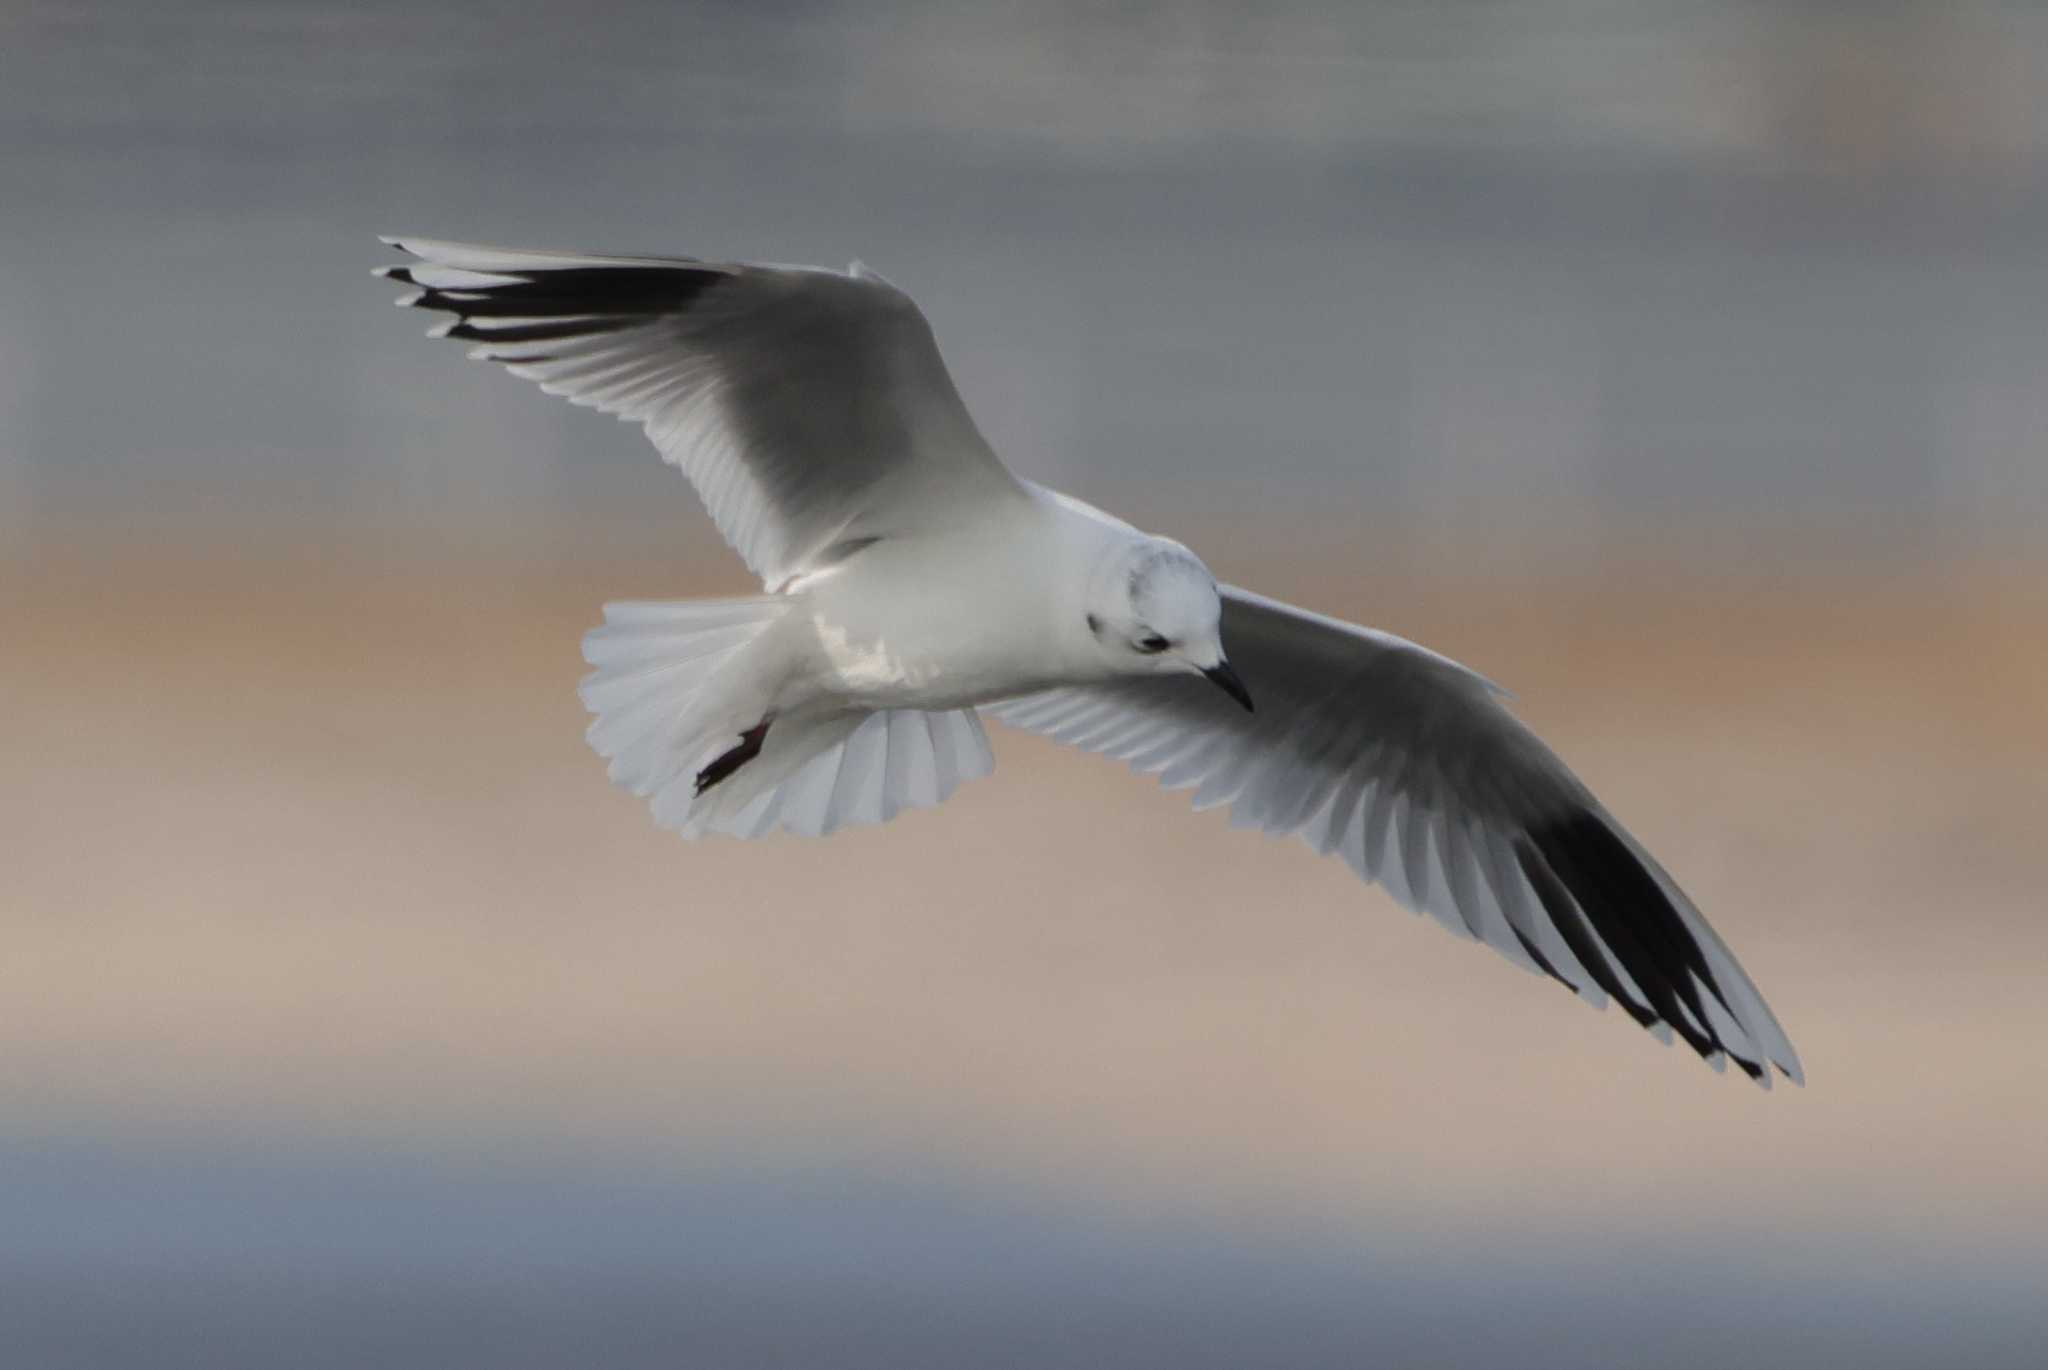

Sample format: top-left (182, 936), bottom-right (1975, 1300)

top-left (784, 484), bottom-right (1114, 714)
top-left (377, 235), bottom-right (1804, 1087)
top-left (622, 483), bottom-right (1147, 830)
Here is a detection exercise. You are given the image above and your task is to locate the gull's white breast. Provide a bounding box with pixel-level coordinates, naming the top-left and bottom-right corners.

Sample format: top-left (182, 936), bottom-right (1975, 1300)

top-left (787, 490), bottom-right (1096, 713)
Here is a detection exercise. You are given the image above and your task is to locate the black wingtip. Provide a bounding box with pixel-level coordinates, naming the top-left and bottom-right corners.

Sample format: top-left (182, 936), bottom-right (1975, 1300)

top-left (439, 318), bottom-right (635, 345)
top-left (1515, 838), bottom-right (1661, 1030)
top-left (377, 263), bottom-right (728, 333)
top-left (1516, 812), bottom-right (1766, 1078)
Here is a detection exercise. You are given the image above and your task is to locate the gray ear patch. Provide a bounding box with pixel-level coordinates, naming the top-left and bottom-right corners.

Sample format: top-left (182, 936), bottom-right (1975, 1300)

top-left (1124, 542), bottom-right (1206, 618)
top-left (1125, 545), bottom-right (1173, 608)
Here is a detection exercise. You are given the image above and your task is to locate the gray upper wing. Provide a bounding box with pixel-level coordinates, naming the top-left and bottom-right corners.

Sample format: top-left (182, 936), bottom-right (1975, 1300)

top-left (378, 236), bottom-right (1026, 588)
top-left (991, 585), bottom-right (1803, 1086)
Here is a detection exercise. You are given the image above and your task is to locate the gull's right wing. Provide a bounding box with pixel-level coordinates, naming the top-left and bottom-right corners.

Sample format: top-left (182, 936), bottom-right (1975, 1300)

top-left (377, 236), bottom-right (1027, 589)
top-left (992, 585), bottom-right (1803, 1087)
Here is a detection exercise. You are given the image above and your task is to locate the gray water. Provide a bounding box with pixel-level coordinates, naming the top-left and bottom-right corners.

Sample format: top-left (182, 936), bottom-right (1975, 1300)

top-left (4, 1137), bottom-right (2040, 1369)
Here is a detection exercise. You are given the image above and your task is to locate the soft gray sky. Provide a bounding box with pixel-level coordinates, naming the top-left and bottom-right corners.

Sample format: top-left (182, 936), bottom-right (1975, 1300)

top-left (3, 0), bottom-right (2046, 562)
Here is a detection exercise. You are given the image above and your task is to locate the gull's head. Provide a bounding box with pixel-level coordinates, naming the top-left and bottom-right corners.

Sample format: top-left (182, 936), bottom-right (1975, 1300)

top-left (1085, 538), bottom-right (1252, 712)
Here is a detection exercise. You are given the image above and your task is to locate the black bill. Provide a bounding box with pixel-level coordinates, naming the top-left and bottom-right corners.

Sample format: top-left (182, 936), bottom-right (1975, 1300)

top-left (1202, 660), bottom-right (1255, 713)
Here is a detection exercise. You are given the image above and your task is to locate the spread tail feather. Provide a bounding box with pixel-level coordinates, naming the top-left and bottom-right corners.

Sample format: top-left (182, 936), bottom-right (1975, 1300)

top-left (580, 596), bottom-right (790, 802)
top-left (681, 707), bottom-right (996, 839)
top-left (579, 597), bottom-right (995, 839)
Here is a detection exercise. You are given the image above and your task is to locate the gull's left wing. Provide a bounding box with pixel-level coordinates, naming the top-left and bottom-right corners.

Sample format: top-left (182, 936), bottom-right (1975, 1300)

top-left (991, 586), bottom-right (1803, 1086)
top-left (376, 237), bottom-right (1027, 590)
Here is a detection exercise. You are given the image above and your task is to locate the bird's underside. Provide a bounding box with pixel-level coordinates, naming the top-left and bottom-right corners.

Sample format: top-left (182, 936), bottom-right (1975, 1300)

top-left (376, 234), bottom-right (1804, 1088)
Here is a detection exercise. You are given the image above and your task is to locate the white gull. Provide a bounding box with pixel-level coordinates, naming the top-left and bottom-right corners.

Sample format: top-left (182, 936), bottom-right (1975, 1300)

top-left (376, 235), bottom-right (1802, 1087)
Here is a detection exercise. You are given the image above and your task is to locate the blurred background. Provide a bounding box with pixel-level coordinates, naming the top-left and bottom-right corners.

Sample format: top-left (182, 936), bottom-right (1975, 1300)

top-left (3, 1), bottom-right (2045, 1364)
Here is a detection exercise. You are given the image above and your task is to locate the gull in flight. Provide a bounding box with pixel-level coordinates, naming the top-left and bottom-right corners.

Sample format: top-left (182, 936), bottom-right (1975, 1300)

top-left (376, 236), bottom-right (1802, 1087)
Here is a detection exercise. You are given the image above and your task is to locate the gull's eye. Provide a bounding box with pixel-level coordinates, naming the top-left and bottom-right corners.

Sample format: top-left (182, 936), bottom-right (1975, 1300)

top-left (1136, 634), bottom-right (1171, 655)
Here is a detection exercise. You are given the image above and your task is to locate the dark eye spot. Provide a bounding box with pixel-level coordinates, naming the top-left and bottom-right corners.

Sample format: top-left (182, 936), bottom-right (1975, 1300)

top-left (1086, 613), bottom-right (1104, 637)
top-left (1136, 634), bottom-right (1171, 654)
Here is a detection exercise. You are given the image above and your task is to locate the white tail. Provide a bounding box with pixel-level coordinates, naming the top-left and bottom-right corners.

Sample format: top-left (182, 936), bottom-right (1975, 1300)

top-left (580, 598), bottom-right (996, 839)
top-left (702, 708), bottom-right (996, 839)
top-left (580, 597), bottom-right (790, 804)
